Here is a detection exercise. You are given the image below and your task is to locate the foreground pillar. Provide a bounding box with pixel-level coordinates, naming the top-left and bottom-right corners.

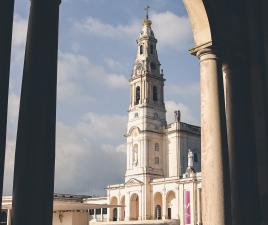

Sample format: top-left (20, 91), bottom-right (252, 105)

top-left (197, 47), bottom-right (231, 225)
top-left (12, 0), bottom-right (61, 225)
top-left (223, 58), bottom-right (260, 225)
top-left (0, 0), bottom-right (14, 210)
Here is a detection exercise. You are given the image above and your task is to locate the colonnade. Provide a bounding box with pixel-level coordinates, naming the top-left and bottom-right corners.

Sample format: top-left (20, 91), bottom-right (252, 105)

top-left (191, 43), bottom-right (265, 225)
top-left (195, 47), bottom-right (231, 225)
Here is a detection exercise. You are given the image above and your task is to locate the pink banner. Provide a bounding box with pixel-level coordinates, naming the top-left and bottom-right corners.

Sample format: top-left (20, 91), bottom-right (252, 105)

top-left (184, 190), bottom-right (191, 224)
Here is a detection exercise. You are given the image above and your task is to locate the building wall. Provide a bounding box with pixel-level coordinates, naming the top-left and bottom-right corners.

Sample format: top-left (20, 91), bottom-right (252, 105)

top-left (52, 211), bottom-right (88, 225)
top-left (165, 122), bottom-right (201, 178)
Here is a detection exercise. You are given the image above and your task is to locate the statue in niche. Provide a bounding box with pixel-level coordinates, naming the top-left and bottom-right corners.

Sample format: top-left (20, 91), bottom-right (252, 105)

top-left (188, 149), bottom-right (194, 168)
top-left (132, 145), bottom-right (138, 166)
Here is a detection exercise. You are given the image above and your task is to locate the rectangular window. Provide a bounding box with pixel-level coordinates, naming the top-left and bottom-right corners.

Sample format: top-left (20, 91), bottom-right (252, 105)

top-left (96, 208), bottom-right (101, 215)
top-left (155, 157), bottom-right (159, 164)
top-left (102, 208), bottom-right (107, 214)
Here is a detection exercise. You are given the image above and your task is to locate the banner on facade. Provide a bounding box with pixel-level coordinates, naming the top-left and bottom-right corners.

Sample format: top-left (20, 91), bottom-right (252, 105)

top-left (184, 190), bottom-right (191, 224)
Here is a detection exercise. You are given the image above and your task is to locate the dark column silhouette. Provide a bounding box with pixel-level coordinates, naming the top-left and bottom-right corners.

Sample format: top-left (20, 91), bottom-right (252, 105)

top-left (12, 0), bottom-right (61, 225)
top-left (0, 0), bottom-right (15, 211)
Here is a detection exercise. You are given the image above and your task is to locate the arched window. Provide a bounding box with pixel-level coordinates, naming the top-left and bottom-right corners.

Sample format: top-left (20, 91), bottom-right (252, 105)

top-left (140, 45), bottom-right (143, 55)
top-left (150, 45), bottom-right (154, 54)
top-left (135, 86), bottom-right (140, 105)
top-left (155, 143), bottom-right (159, 151)
top-left (153, 86), bottom-right (158, 101)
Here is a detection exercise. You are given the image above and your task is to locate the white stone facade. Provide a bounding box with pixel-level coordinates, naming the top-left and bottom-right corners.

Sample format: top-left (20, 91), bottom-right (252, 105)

top-left (103, 16), bottom-right (202, 225)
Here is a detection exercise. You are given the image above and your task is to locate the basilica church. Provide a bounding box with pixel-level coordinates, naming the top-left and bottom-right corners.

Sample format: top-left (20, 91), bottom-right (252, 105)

top-left (86, 13), bottom-right (202, 225)
top-left (1, 11), bottom-right (203, 225)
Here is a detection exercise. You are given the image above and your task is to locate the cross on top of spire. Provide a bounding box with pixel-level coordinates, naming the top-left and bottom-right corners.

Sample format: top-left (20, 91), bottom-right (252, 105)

top-left (145, 5), bottom-right (150, 19)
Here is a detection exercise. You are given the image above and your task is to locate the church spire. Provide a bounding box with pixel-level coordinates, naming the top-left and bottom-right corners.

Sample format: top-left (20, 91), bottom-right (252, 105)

top-left (129, 8), bottom-right (166, 114)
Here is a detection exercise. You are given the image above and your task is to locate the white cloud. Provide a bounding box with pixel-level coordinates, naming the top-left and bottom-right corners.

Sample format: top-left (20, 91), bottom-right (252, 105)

top-left (57, 52), bottom-right (129, 104)
top-left (104, 58), bottom-right (126, 72)
top-left (101, 143), bottom-right (127, 154)
top-left (73, 17), bottom-right (140, 40)
top-left (151, 11), bottom-right (192, 51)
top-left (3, 111), bottom-right (127, 195)
top-left (73, 11), bottom-right (193, 52)
top-left (54, 112), bottom-right (127, 194)
top-left (165, 100), bottom-right (197, 125)
top-left (7, 94), bottom-right (20, 124)
top-left (77, 112), bottom-right (127, 140)
top-left (12, 15), bottom-right (27, 48)
top-left (166, 82), bottom-right (200, 97)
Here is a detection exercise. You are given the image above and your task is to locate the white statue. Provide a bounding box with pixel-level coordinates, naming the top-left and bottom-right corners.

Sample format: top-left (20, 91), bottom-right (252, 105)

top-left (188, 149), bottom-right (194, 168)
top-left (133, 149), bottom-right (138, 166)
top-left (183, 149), bottom-right (196, 178)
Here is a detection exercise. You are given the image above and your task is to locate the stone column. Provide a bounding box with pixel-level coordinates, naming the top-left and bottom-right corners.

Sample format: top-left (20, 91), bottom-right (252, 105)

top-left (125, 192), bottom-right (130, 221)
top-left (93, 209), bottom-right (96, 220)
top-left (0, 0), bottom-right (14, 211)
top-left (162, 189), bottom-right (166, 220)
top-left (222, 59), bottom-right (260, 225)
top-left (138, 191), bottom-right (142, 220)
top-left (100, 208), bottom-right (103, 222)
top-left (197, 188), bottom-right (202, 225)
top-left (196, 47), bottom-right (231, 225)
top-left (117, 206), bottom-right (120, 221)
top-left (107, 207), bottom-right (111, 221)
top-left (175, 187), bottom-right (180, 220)
top-left (11, 1), bottom-right (61, 225)
top-left (7, 209), bottom-right (12, 225)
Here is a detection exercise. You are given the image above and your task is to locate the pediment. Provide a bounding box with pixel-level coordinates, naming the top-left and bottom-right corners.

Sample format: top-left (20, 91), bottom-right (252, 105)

top-left (127, 126), bottom-right (141, 137)
top-left (125, 178), bottom-right (144, 186)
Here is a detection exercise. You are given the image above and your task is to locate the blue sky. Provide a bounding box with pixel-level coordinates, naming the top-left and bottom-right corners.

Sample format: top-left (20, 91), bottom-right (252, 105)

top-left (4, 0), bottom-right (200, 196)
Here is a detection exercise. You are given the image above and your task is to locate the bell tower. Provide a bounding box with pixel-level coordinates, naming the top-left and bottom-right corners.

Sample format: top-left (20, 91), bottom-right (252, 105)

top-left (125, 9), bottom-right (166, 182)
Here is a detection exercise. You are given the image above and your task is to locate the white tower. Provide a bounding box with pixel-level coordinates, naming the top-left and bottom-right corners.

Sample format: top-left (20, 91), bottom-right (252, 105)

top-left (125, 9), bottom-right (166, 183)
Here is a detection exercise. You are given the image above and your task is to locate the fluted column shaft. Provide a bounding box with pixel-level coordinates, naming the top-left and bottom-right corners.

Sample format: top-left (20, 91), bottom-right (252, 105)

top-left (197, 48), bottom-right (231, 225)
top-left (0, 0), bottom-right (14, 211)
top-left (12, 1), bottom-right (61, 225)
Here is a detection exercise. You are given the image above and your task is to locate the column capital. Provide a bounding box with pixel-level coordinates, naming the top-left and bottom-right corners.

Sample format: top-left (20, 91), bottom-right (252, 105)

top-left (196, 47), bottom-right (220, 61)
